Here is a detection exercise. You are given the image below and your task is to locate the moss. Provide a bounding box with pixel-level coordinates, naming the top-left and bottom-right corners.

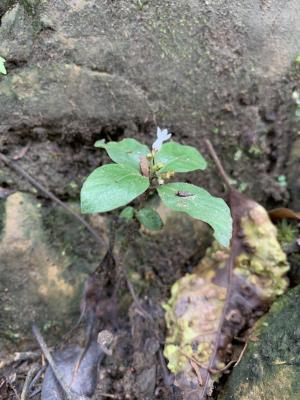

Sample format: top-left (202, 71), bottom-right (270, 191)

top-left (20, 0), bottom-right (40, 16)
top-left (41, 201), bottom-right (103, 278)
top-left (276, 219), bottom-right (298, 248)
top-left (0, 0), bottom-right (40, 16)
top-left (220, 285), bottom-right (300, 400)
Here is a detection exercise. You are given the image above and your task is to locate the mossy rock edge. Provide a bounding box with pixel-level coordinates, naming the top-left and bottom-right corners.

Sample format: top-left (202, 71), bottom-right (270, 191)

top-left (219, 285), bottom-right (300, 400)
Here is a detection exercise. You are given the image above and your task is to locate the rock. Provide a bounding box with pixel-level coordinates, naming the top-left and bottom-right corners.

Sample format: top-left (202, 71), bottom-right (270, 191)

top-left (287, 137), bottom-right (300, 210)
top-left (0, 1), bottom-right (299, 202)
top-left (219, 285), bottom-right (300, 400)
top-left (0, 192), bottom-right (106, 354)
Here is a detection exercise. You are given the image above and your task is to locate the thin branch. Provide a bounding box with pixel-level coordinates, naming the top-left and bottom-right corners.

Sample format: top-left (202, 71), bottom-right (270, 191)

top-left (0, 152), bottom-right (104, 245)
top-left (204, 139), bottom-right (231, 190)
top-left (8, 383), bottom-right (21, 400)
top-left (21, 364), bottom-right (40, 400)
top-left (198, 219), bottom-right (238, 399)
top-left (0, 351), bottom-right (40, 370)
top-left (99, 393), bottom-right (119, 399)
top-left (234, 340), bottom-right (248, 367)
top-left (32, 325), bottom-right (75, 400)
top-left (28, 365), bottom-right (47, 394)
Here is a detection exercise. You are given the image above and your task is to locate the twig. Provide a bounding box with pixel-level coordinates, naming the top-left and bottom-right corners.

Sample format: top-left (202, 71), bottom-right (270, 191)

top-left (234, 340), bottom-right (248, 367)
top-left (71, 321), bottom-right (94, 383)
top-left (7, 381), bottom-right (21, 400)
top-left (99, 393), bottom-right (119, 399)
top-left (28, 365), bottom-right (47, 393)
top-left (124, 272), bottom-right (155, 324)
top-left (29, 388), bottom-right (41, 398)
top-left (0, 351), bottom-right (40, 370)
top-left (158, 349), bottom-right (173, 387)
top-left (0, 152), bottom-right (104, 245)
top-left (198, 139), bottom-right (238, 399)
top-left (190, 359), bottom-right (203, 386)
top-left (209, 359), bottom-right (236, 374)
top-left (198, 244), bottom-right (236, 399)
top-left (32, 325), bottom-right (75, 400)
top-left (204, 139), bottom-right (231, 190)
top-left (178, 349), bottom-right (203, 369)
top-left (21, 364), bottom-right (40, 400)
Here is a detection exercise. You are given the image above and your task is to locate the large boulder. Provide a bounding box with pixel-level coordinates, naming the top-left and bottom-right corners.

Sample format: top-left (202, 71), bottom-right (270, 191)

top-left (0, 1), bottom-right (299, 203)
top-left (0, 192), bottom-right (106, 354)
top-left (219, 284), bottom-right (300, 400)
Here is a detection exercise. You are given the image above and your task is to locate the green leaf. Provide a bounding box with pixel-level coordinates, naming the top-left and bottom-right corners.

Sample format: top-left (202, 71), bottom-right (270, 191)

top-left (120, 206), bottom-right (135, 220)
top-left (157, 182), bottom-right (232, 246)
top-left (81, 164), bottom-right (149, 213)
top-left (94, 138), bottom-right (150, 170)
top-left (296, 105), bottom-right (300, 118)
top-left (0, 57), bottom-right (7, 75)
top-left (136, 208), bottom-right (164, 231)
top-left (154, 142), bottom-right (207, 173)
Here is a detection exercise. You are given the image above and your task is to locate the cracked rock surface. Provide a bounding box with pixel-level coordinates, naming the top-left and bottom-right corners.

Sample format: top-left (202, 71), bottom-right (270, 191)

top-left (0, 0), bottom-right (300, 204)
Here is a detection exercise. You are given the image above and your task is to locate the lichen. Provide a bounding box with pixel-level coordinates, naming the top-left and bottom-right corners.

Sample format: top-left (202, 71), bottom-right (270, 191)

top-left (235, 204), bottom-right (289, 300)
top-left (164, 199), bottom-right (289, 397)
top-left (164, 273), bottom-right (225, 391)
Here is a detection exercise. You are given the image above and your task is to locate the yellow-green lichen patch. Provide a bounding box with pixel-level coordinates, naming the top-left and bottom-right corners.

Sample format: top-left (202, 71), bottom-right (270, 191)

top-left (235, 204), bottom-right (289, 300)
top-left (164, 273), bottom-right (226, 392)
top-left (164, 195), bottom-right (290, 398)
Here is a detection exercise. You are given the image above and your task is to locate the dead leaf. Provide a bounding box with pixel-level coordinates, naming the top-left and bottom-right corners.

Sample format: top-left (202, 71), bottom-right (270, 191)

top-left (164, 189), bottom-right (289, 399)
top-left (12, 142), bottom-right (31, 161)
top-left (41, 341), bottom-right (103, 400)
top-left (268, 207), bottom-right (300, 221)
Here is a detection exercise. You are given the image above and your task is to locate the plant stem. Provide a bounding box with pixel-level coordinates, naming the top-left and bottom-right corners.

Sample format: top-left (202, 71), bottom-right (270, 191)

top-left (204, 139), bottom-right (231, 190)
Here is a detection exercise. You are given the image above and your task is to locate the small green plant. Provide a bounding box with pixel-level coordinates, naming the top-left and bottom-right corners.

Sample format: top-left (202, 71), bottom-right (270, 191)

top-left (0, 57), bottom-right (7, 75)
top-left (277, 174), bottom-right (287, 188)
top-left (81, 128), bottom-right (232, 246)
top-left (277, 219), bottom-right (298, 249)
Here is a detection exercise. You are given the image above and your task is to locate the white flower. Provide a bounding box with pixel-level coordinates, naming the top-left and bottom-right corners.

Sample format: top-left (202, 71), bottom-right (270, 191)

top-left (292, 90), bottom-right (300, 105)
top-left (152, 127), bottom-right (172, 151)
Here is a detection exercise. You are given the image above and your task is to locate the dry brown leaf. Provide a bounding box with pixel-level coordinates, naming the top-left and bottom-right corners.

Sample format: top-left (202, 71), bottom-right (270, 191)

top-left (268, 207), bottom-right (300, 221)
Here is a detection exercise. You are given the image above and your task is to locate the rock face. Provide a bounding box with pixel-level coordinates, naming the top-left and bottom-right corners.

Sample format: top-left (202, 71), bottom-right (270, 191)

top-left (219, 284), bottom-right (300, 400)
top-left (287, 137), bottom-right (300, 210)
top-left (0, 0), bottom-right (299, 204)
top-left (0, 192), bottom-right (105, 353)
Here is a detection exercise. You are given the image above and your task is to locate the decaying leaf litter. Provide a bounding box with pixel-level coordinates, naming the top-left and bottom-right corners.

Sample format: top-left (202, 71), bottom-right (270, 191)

top-left (0, 141), bottom-right (296, 400)
top-left (163, 141), bottom-right (289, 399)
